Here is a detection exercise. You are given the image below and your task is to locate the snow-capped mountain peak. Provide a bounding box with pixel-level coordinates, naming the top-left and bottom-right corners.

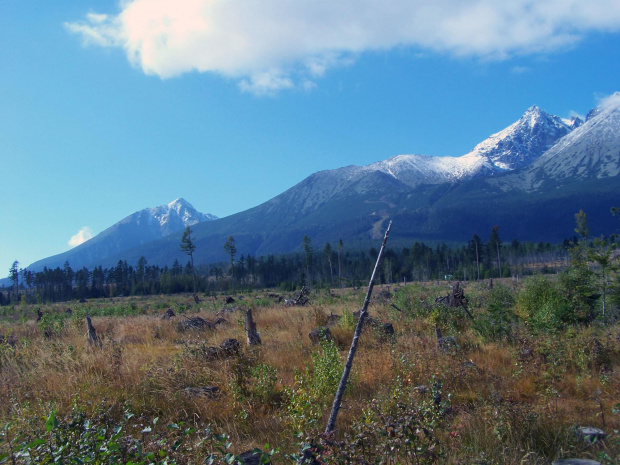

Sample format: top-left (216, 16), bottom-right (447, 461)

top-left (353, 104), bottom-right (581, 189)
top-left (462, 105), bottom-right (582, 172)
top-left (145, 198), bottom-right (217, 234)
top-left (521, 92), bottom-right (620, 184)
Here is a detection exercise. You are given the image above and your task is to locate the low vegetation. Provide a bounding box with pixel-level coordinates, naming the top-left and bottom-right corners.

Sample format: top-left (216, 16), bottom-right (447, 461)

top-left (0, 271), bottom-right (619, 464)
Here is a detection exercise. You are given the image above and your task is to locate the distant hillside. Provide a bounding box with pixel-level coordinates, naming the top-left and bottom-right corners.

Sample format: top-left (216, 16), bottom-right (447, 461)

top-left (27, 199), bottom-right (217, 272)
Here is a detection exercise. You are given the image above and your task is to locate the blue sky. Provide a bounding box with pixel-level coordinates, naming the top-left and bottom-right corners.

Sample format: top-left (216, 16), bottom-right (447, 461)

top-left (2, 0), bottom-right (620, 275)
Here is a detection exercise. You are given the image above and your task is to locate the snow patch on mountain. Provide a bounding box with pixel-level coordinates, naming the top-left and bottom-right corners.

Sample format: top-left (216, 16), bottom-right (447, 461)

top-left (489, 92), bottom-right (620, 192)
top-left (526, 94), bottom-right (620, 182)
top-left (364, 152), bottom-right (491, 187)
top-left (462, 105), bottom-right (580, 172)
top-left (148, 198), bottom-right (217, 229)
top-left (357, 105), bottom-right (580, 189)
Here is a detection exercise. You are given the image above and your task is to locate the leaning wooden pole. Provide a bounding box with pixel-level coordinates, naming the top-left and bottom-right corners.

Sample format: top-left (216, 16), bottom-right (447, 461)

top-left (324, 221), bottom-right (392, 435)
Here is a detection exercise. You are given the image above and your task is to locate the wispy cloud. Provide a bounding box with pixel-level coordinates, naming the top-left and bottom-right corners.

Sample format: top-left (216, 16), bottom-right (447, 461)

top-left (511, 66), bottom-right (530, 74)
top-left (597, 91), bottom-right (620, 111)
top-left (65, 0), bottom-right (620, 94)
top-left (568, 110), bottom-right (586, 121)
top-left (68, 227), bottom-right (93, 247)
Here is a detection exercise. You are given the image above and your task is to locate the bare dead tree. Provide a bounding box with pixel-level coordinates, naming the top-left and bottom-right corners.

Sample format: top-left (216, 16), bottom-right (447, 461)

top-left (325, 221), bottom-right (392, 435)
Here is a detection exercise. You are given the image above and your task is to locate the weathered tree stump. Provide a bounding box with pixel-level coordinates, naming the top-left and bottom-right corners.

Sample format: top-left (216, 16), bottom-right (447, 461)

top-left (325, 312), bottom-right (341, 327)
top-left (309, 327), bottom-right (334, 344)
top-left (177, 316), bottom-right (214, 331)
top-left (353, 310), bottom-right (381, 328)
top-left (245, 308), bottom-right (261, 345)
top-left (238, 449), bottom-right (271, 465)
top-left (376, 288), bottom-right (392, 302)
top-left (382, 322), bottom-right (395, 335)
top-left (286, 286), bottom-right (310, 306)
top-left (203, 338), bottom-right (242, 359)
top-left (435, 325), bottom-right (457, 351)
top-left (86, 315), bottom-right (102, 348)
top-left (435, 282), bottom-right (474, 320)
top-left (577, 426), bottom-right (606, 443)
top-left (162, 308), bottom-right (176, 320)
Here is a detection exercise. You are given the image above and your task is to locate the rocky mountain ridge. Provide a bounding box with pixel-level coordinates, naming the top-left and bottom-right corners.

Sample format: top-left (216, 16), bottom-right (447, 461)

top-left (21, 94), bottom-right (620, 272)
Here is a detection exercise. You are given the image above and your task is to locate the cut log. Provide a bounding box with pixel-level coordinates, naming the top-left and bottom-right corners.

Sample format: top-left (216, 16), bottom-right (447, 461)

top-left (552, 460), bottom-right (601, 465)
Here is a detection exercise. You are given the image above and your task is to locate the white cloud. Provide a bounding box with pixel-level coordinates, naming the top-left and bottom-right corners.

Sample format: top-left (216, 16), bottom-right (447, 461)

top-left (568, 110), bottom-right (586, 121)
top-left (65, 0), bottom-right (620, 94)
top-left (597, 91), bottom-right (620, 111)
top-left (239, 71), bottom-right (294, 96)
top-left (68, 227), bottom-right (94, 247)
top-left (511, 66), bottom-right (530, 74)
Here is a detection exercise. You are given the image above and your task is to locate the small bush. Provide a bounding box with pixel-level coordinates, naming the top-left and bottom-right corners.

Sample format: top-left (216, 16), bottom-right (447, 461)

top-left (516, 275), bottom-right (571, 333)
top-left (284, 341), bottom-right (343, 433)
top-left (474, 284), bottom-right (517, 341)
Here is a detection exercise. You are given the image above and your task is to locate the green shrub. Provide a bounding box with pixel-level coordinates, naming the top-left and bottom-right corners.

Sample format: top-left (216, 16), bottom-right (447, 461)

top-left (474, 284), bottom-right (517, 341)
top-left (284, 341), bottom-right (343, 433)
top-left (0, 407), bottom-right (260, 465)
top-left (516, 275), bottom-right (572, 333)
top-left (38, 312), bottom-right (65, 338)
top-left (295, 376), bottom-right (449, 464)
top-left (338, 309), bottom-right (356, 330)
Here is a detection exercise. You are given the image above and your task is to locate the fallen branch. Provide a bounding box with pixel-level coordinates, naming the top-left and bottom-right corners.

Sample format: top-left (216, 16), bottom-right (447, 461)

top-left (390, 303), bottom-right (403, 312)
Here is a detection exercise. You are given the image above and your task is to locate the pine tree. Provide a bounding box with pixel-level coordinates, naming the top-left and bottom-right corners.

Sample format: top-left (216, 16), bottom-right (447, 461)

top-left (9, 261), bottom-right (19, 301)
top-left (324, 242), bottom-right (334, 286)
top-left (224, 236), bottom-right (237, 291)
top-left (180, 226), bottom-right (197, 297)
top-left (337, 239), bottom-right (344, 288)
top-left (489, 226), bottom-right (502, 278)
top-left (302, 235), bottom-right (313, 284)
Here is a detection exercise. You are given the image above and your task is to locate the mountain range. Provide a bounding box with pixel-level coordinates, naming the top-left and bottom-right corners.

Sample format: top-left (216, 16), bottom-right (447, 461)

top-left (26, 93), bottom-right (620, 272)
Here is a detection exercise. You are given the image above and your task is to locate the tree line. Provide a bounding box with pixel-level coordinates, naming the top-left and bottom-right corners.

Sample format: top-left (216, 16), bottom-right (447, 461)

top-left (2, 220), bottom-right (616, 305)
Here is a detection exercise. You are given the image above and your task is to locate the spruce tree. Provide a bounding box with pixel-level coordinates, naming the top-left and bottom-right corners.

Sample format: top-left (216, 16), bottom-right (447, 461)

top-left (224, 236), bottom-right (237, 291)
top-left (180, 226), bottom-right (197, 297)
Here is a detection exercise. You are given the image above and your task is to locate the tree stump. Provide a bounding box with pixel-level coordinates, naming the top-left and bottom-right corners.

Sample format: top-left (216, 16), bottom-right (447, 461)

top-left (162, 309), bottom-right (176, 320)
top-left (309, 327), bottom-right (333, 344)
top-left (245, 308), bottom-right (261, 345)
top-left (435, 325), bottom-right (457, 351)
top-left (238, 449), bottom-right (271, 465)
top-left (86, 315), bottom-right (102, 348)
top-left (577, 426), bottom-right (606, 443)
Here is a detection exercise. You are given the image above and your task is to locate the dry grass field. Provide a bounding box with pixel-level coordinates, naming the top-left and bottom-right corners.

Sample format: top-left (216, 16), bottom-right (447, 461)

top-left (0, 280), bottom-right (619, 464)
